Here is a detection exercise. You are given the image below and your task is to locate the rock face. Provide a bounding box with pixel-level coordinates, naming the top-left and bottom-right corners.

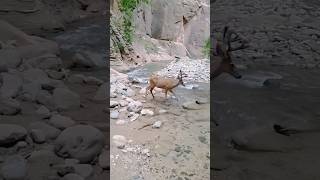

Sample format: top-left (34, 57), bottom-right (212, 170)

top-left (0, 124), bottom-right (27, 146)
top-left (111, 0), bottom-right (210, 63)
top-left (54, 125), bottom-right (105, 163)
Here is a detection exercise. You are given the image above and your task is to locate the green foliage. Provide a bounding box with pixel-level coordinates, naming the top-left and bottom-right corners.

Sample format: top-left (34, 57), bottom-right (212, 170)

top-left (119, 0), bottom-right (150, 44)
top-left (202, 38), bottom-right (211, 58)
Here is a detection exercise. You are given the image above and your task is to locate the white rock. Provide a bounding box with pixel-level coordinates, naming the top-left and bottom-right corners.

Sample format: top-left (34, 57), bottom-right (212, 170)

top-left (112, 135), bottom-right (127, 149)
top-left (119, 100), bottom-right (128, 107)
top-left (159, 109), bottom-right (167, 114)
top-left (110, 110), bottom-right (119, 119)
top-left (141, 109), bottom-right (154, 116)
top-left (127, 101), bottom-right (143, 113)
top-left (110, 101), bottom-right (119, 108)
top-left (139, 87), bottom-right (147, 94)
top-left (125, 88), bottom-right (135, 97)
top-left (130, 114), bottom-right (139, 122)
top-left (115, 120), bottom-right (126, 125)
top-left (152, 121), bottom-right (162, 129)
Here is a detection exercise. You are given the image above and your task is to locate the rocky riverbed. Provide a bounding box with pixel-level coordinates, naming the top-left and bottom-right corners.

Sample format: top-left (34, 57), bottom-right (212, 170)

top-left (0, 16), bottom-right (108, 180)
top-left (110, 59), bottom-right (210, 179)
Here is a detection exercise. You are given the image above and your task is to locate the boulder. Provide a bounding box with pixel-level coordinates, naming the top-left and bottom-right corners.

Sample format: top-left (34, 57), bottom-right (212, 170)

top-left (112, 135), bottom-right (127, 149)
top-left (49, 114), bottom-right (75, 130)
top-left (0, 97), bottom-right (21, 115)
top-left (22, 68), bottom-right (50, 85)
top-left (20, 82), bottom-right (41, 102)
top-left (54, 125), bottom-right (105, 163)
top-left (72, 51), bottom-right (106, 68)
top-left (1, 155), bottom-right (27, 180)
top-left (68, 74), bottom-right (86, 84)
top-left (52, 88), bottom-right (80, 111)
top-left (0, 49), bottom-right (22, 71)
top-left (35, 89), bottom-right (55, 108)
top-left (62, 174), bottom-right (84, 180)
top-left (93, 83), bottom-right (107, 101)
top-left (0, 124), bottom-right (27, 146)
top-left (127, 101), bottom-right (143, 113)
top-left (98, 149), bottom-right (109, 169)
top-left (0, 73), bottom-right (23, 98)
top-left (28, 122), bottom-right (61, 141)
top-left (24, 54), bottom-right (62, 70)
top-left (35, 105), bottom-right (51, 119)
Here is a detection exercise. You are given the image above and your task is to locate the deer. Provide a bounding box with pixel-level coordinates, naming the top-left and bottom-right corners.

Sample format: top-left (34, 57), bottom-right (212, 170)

top-left (145, 70), bottom-right (186, 100)
top-left (212, 26), bottom-right (249, 80)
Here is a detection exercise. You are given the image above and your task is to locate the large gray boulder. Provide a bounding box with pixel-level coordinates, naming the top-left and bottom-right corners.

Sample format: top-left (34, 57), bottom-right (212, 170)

top-left (0, 48), bottom-right (22, 72)
top-left (52, 88), bottom-right (81, 111)
top-left (24, 54), bottom-right (62, 70)
top-left (0, 97), bottom-right (21, 115)
top-left (0, 73), bottom-right (23, 98)
top-left (54, 125), bottom-right (105, 163)
top-left (0, 124), bottom-right (27, 146)
top-left (1, 155), bottom-right (27, 180)
top-left (28, 122), bottom-right (61, 141)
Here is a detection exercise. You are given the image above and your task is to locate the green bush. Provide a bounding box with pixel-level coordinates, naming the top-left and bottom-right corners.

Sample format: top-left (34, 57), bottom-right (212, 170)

top-left (202, 38), bottom-right (211, 58)
top-left (119, 0), bottom-right (150, 44)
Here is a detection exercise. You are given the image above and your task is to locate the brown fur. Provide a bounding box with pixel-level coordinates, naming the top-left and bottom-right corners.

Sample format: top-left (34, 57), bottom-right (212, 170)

top-left (146, 70), bottom-right (185, 99)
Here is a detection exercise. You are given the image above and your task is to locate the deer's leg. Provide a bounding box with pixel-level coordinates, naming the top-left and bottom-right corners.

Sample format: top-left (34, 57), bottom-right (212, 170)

top-left (150, 87), bottom-right (155, 99)
top-left (169, 89), bottom-right (179, 101)
top-left (165, 90), bottom-right (168, 99)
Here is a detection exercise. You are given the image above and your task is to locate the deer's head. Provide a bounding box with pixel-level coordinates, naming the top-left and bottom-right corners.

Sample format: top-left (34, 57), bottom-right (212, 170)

top-left (213, 26), bottom-right (248, 79)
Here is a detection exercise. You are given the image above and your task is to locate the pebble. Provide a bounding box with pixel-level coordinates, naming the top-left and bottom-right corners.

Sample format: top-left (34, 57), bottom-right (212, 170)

top-left (130, 114), bottom-right (140, 122)
top-left (110, 110), bottom-right (120, 119)
top-left (112, 135), bottom-right (127, 149)
top-left (159, 109), bottom-right (167, 114)
top-left (127, 101), bottom-right (143, 113)
top-left (152, 121), bottom-right (162, 128)
top-left (30, 129), bottom-right (46, 143)
top-left (110, 101), bottom-right (119, 108)
top-left (119, 100), bottom-right (128, 107)
top-left (116, 120), bottom-right (126, 125)
top-left (141, 109), bottom-right (154, 116)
